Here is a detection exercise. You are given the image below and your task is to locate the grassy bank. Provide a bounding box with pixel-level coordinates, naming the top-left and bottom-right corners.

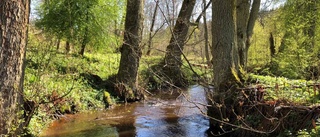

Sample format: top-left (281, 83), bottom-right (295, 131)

top-left (24, 48), bottom-right (119, 135)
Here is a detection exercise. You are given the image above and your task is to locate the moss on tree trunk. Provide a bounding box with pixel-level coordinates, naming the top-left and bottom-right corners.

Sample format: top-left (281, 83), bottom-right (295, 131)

top-left (116, 0), bottom-right (145, 102)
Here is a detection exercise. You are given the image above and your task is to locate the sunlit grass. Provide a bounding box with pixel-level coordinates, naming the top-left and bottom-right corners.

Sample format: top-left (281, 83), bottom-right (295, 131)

top-left (249, 74), bottom-right (320, 105)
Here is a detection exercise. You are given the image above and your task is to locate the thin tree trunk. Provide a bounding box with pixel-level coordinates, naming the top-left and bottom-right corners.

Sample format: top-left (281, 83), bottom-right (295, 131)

top-left (79, 30), bottom-right (87, 56)
top-left (237, 0), bottom-right (250, 68)
top-left (65, 40), bottom-right (71, 54)
top-left (245, 0), bottom-right (261, 66)
top-left (0, 0), bottom-right (30, 136)
top-left (79, 4), bottom-right (90, 56)
top-left (146, 0), bottom-right (159, 56)
top-left (202, 0), bottom-right (211, 66)
top-left (161, 0), bottom-right (196, 87)
top-left (269, 32), bottom-right (276, 57)
top-left (56, 38), bottom-right (60, 51)
top-left (116, 0), bottom-right (144, 101)
top-left (172, 0), bottom-right (176, 27)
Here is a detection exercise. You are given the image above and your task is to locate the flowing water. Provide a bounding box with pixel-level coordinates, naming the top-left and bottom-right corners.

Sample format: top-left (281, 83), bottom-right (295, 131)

top-left (41, 85), bottom-right (212, 137)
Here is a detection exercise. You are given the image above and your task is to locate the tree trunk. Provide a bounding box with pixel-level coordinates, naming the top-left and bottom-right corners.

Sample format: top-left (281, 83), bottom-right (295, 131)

top-left (209, 0), bottom-right (239, 134)
top-left (236, 0), bottom-right (261, 68)
top-left (0, 0), bottom-right (30, 136)
top-left (65, 40), bottom-right (71, 54)
top-left (116, 0), bottom-right (144, 101)
top-left (146, 0), bottom-right (159, 56)
top-left (237, 0), bottom-right (250, 68)
top-left (161, 0), bottom-right (196, 87)
top-left (79, 5), bottom-right (90, 56)
top-left (56, 38), bottom-right (61, 51)
top-left (245, 0), bottom-right (261, 66)
top-left (202, 0), bottom-right (211, 67)
top-left (269, 32), bottom-right (276, 57)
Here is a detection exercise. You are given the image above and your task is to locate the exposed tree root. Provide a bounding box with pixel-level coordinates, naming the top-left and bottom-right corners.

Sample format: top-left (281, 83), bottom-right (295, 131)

top-left (208, 87), bottom-right (320, 137)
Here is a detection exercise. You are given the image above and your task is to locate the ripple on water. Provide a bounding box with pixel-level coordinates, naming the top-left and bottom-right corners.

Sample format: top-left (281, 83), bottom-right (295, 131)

top-left (41, 85), bottom-right (211, 137)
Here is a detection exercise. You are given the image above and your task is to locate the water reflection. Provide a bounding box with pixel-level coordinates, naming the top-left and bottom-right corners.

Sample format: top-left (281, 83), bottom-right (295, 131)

top-left (41, 85), bottom-right (211, 137)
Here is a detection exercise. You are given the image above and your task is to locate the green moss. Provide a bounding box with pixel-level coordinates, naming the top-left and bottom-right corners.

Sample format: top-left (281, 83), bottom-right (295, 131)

top-left (103, 91), bottom-right (114, 108)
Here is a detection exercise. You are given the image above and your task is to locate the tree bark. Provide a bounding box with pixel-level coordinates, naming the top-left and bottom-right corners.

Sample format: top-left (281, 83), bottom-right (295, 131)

top-left (146, 0), bottom-right (159, 56)
top-left (245, 0), bottom-right (261, 66)
top-left (79, 4), bottom-right (90, 56)
top-left (209, 0), bottom-right (239, 134)
top-left (161, 0), bottom-right (196, 87)
top-left (56, 38), bottom-right (61, 51)
top-left (0, 0), bottom-right (30, 136)
top-left (212, 0), bottom-right (238, 92)
top-left (269, 32), bottom-right (276, 57)
top-left (116, 0), bottom-right (144, 101)
top-left (236, 0), bottom-right (261, 68)
top-left (237, 0), bottom-right (250, 68)
top-left (202, 0), bottom-right (211, 66)
top-left (65, 40), bottom-right (71, 54)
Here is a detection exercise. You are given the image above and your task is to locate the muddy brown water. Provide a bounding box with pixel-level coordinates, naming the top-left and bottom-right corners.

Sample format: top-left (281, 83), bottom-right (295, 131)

top-left (41, 85), bottom-right (212, 137)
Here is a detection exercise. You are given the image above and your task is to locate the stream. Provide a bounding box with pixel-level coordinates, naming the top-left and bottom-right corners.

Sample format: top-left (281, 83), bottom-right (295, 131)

top-left (41, 85), bottom-right (212, 137)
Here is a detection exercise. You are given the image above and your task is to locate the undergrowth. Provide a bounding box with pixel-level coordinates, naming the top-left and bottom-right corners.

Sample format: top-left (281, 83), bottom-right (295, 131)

top-left (24, 34), bottom-right (121, 135)
top-left (247, 74), bottom-right (320, 136)
top-left (249, 74), bottom-right (320, 104)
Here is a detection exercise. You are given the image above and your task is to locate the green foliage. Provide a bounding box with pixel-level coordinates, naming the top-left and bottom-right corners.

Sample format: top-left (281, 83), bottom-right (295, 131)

top-left (267, 0), bottom-right (319, 79)
top-left (24, 32), bottom-right (121, 135)
top-left (248, 0), bottom-right (320, 80)
top-left (249, 74), bottom-right (320, 104)
top-left (35, 0), bottom-right (124, 53)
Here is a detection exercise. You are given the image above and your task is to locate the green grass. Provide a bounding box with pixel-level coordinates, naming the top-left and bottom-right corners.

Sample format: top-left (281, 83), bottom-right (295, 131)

top-left (24, 41), bottom-right (122, 135)
top-left (249, 74), bottom-right (320, 105)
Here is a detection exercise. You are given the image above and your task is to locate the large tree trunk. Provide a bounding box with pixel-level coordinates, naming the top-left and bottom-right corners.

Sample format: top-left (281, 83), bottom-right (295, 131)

top-left (0, 0), bottom-right (30, 136)
top-left (161, 0), bottom-right (196, 87)
top-left (209, 0), bottom-right (239, 134)
top-left (116, 0), bottom-right (144, 101)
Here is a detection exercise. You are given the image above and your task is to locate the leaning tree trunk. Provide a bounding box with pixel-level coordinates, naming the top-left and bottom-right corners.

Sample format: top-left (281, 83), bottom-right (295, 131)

top-left (208, 0), bottom-right (240, 135)
top-left (116, 0), bottom-right (144, 102)
top-left (244, 0), bottom-right (261, 66)
top-left (0, 0), bottom-right (30, 136)
top-left (161, 0), bottom-right (196, 87)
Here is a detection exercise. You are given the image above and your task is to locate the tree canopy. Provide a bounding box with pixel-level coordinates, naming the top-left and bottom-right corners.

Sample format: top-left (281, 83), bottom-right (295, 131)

top-left (35, 0), bottom-right (123, 53)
